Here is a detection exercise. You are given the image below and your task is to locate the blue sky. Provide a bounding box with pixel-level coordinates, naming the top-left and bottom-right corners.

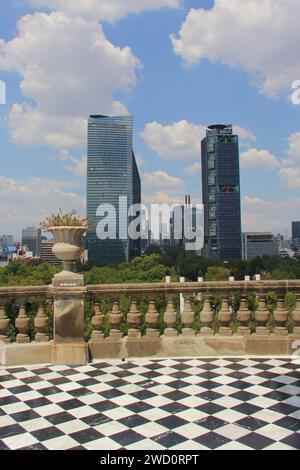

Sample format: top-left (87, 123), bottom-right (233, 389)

top-left (0, 0), bottom-right (300, 238)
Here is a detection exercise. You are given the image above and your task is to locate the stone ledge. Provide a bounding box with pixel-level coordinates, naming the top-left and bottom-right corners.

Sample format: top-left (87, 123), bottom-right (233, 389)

top-left (88, 334), bottom-right (300, 360)
top-left (2, 342), bottom-right (52, 366)
top-left (2, 335), bottom-right (300, 366)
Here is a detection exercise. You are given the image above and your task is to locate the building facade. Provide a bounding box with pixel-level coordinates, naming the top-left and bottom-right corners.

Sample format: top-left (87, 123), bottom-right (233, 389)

top-left (40, 240), bottom-right (60, 265)
top-left (22, 227), bottom-right (42, 257)
top-left (242, 232), bottom-right (279, 260)
top-left (292, 221), bottom-right (300, 241)
top-left (0, 235), bottom-right (14, 248)
top-left (201, 124), bottom-right (242, 260)
top-left (87, 115), bottom-right (141, 265)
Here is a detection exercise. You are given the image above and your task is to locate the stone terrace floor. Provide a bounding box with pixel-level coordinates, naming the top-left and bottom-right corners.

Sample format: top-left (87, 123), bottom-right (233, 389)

top-left (0, 357), bottom-right (299, 451)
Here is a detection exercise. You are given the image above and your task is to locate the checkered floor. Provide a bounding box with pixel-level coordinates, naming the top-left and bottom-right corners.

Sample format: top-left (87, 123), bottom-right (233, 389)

top-left (0, 358), bottom-right (299, 450)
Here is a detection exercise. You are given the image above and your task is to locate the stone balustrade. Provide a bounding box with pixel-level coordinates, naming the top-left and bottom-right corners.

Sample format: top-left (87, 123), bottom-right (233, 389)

top-left (0, 280), bottom-right (300, 365)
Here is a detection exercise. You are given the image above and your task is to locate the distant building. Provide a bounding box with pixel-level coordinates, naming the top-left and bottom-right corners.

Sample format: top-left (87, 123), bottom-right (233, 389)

top-left (201, 125), bottom-right (242, 260)
top-left (86, 115), bottom-right (141, 266)
top-left (169, 196), bottom-right (203, 253)
top-left (0, 235), bottom-right (14, 248)
top-left (22, 227), bottom-right (42, 257)
top-left (279, 248), bottom-right (295, 259)
top-left (292, 238), bottom-right (300, 250)
top-left (292, 221), bottom-right (300, 240)
top-left (140, 209), bottom-right (151, 253)
top-left (292, 221), bottom-right (300, 246)
top-left (40, 240), bottom-right (60, 265)
top-left (242, 232), bottom-right (279, 260)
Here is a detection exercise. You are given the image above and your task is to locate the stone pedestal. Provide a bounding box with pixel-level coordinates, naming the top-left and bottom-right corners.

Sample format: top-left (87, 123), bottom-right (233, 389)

top-left (218, 327), bottom-right (232, 336)
top-left (237, 327), bottom-right (251, 336)
top-left (200, 327), bottom-right (214, 336)
top-left (255, 327), bottom-right (270, 336)
top-left (51, 272), bottom-right (88, 365)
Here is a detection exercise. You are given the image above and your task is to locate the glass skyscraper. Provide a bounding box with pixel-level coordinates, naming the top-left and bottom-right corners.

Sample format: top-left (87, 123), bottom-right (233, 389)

top-left (292, 221), bottom-right (300, 241)
top-left (201, 125), bottom-right (242, 260)
top-left (87, 115), bottom-right (141, 265)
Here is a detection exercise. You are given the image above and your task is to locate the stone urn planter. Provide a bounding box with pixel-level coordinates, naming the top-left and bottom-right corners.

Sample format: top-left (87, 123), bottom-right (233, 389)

top-left (49, 226), bottom-right (86, 273)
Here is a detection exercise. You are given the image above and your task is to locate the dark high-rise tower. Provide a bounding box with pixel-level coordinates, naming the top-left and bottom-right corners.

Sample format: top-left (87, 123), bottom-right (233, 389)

top-left (292, 221), bottom-right (300, 241)
top-left (201, 124), bottom-right (242, 260)
top-left (86, 115), bottom-right (141, 265)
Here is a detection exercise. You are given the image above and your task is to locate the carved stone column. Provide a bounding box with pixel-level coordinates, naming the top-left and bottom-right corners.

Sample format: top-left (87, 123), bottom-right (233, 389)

top-left (90, 298), bottom-right (104, 341)
top-left (15, 298), bottom-right (30, 344)
top-left (127, 299), bottom-right (142, 338)
top-left (218, 298), bottom-right (232, 336)
top-left (200, 298), bottom-right (214, 336)
top-left (181, 295), bottom-right (195, 336)
top-left (237, 298), bottom-right (251, 336)
top-left (108, 299), bottom-right (123, 340)
top-left (34, 297), bottom-right (49, 342)
top-left (292, 295), bottom-right (300, 335)
top-left (145, 299), bottom-right (160, 338)
top-left (0, 298), bottom-right (10, 344)
top-left (273, 298), bottom-right (288, 336)
top-left (255, 296), bottom-right (270, 336)
top-left (164, 296), bottom-right (177, 337)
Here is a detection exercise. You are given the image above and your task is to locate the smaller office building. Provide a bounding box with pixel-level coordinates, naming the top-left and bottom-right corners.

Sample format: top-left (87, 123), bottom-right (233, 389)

top-left (242, 232), bottom-right (279, 260)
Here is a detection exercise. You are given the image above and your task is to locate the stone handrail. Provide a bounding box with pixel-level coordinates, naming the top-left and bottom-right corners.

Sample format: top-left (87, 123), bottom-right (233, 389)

top-left (1, 280), bottom-right (300, 365)
top-left (86, 280), bottom-right (300, 295)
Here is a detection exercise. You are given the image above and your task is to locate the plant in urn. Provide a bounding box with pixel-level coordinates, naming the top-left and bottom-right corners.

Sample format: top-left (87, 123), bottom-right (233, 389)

top-left (42, 210), bottom-right (87, 287)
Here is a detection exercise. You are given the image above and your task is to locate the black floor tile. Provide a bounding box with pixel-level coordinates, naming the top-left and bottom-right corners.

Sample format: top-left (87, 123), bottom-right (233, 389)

top-left (237, 432), bottom-right (274, 450)
top-left (194, 431), bottom-right (230, 449)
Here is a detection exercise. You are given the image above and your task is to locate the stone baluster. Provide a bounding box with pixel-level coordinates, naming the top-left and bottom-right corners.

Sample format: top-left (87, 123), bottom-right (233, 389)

top-left (0, 298), bottom-right (10, 344)
top-left (237, 298), bottom-right (251, 336)
top-left (15, 298), bottom-right (30, 343)
top-left (181, 295), bottom-right (195, 336)
top-left (293, 295), bottom-right (300, 335)
top-left (255, 296), bottom-right (270, 336)
top-left (200, 297), bottom-right (214, 336)
top-left (273, 297), bottom-right (288, 336)
top-left (218, 297), bottom-right (233, 336)
top-left (164, 295), bottom-right (177, 337)
top-left (108, 299), bottom-right (123, 339)
top-left (145, 298), bottom-right (160, 338)
top-left (127, 299), bottom-right (142, 338)
top-left (34, 297), bottom-right (49, 342)
top-left (90, 298), bottom-right (104, 341)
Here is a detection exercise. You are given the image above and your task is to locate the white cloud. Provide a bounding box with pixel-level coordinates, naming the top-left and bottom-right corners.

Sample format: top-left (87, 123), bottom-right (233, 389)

top-left (141, 120), bottom-right (255, 161)
top-left (0, 176), bottom-right (85, 237)
top-left (233, 126), bottom-right (257, 146)
top-left (143, 191), bottom-right (187, 206)
top-left (9, 104), bottom-right (87, 149)
top-left (287, 132), bottom-right (300, 164)
top-left (135, 154), bottom-right (147, 167)
top-left (171, 0), bottom-right (300, 98)
top-left (143, 171), bottom-right (185, 190)
top-left (241, 148), bottom-right (280, 170)
top-left (30, 0), bottom-right (180, 22)
top-left (140, 120), bottom-right (205, 161)
top-left (183, 162), bottom-right (201, 175)
top-left (279, 167), bottom-right (300, 188)
top-left (0, 12), bottom-right (140, 149)
top-left (243, 196), bottom-right (300, 233)
top-left (58, 150), bottom-right (87, 178)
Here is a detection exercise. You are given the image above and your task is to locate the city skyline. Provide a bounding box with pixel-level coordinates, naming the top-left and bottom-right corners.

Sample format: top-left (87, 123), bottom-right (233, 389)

top-left (0, 0), bottom-right (300, 238)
